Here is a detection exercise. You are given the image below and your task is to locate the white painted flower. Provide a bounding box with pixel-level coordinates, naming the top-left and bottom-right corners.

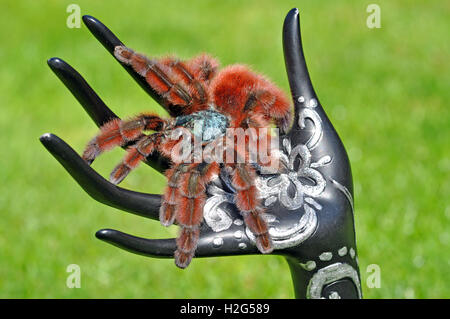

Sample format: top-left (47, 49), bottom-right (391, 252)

top-left (256, 138), bottom-right (330, 210)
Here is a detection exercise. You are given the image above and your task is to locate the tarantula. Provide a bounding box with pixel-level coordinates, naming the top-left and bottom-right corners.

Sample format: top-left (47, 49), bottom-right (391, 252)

top-left (82, 45), bottom-right (292, 268)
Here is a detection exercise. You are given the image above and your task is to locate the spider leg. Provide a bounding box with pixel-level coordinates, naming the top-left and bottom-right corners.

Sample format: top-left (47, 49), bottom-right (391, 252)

top-left (257, 87), bottom-right (292, 134)
top-left (109, 132), bottom-right (163, 184)
top-left (159, 127), bottom-right (215, 227)
top-left (230, 163), bottom-right (273, 254)
top-left (243, 87), bottom-right (292, 134)
top-left (172, 162), bottom-right (220, 268)
top-left (83, 114), bottom-right (167, 164)
top-left (159, 163), bottom-right (187, 227)
top-left (114, 46), bottom-right (192, 108)
top-left (114, 46), bottom-right (218, 115)
top-left (162, 54), bottom-right (219, 108)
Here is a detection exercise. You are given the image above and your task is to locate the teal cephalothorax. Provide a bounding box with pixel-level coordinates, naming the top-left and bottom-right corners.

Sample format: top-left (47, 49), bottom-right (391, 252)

top-left (175, 109), bottom-right (229, 142)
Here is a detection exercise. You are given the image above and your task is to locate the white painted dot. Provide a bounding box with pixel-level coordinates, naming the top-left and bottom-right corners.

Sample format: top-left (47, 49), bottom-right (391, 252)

top-left (300, 260), bottom-right (316, 271)
top-left (238, 243), bottom-right (247, 249)
top-left (328, 291), bottom-right (341, 299)
top-left (212, 237), bottom-right (223, 248)
top-left (297, 96), bottom-right (305, 103)
top-left (305, 261), bottom-right (316, 271)
top-left (234, 230), bottom-right (243, 240)
top-left (233, 219), bottom-right (243, 226)
top-left (319, 252), bottom-right (333, 261)
top-left (349, 248), bottom-right (356, 259)
top-left (308, 98), bottom-right (318, 108)
top-left (338, 246), bottom-right (348, 256)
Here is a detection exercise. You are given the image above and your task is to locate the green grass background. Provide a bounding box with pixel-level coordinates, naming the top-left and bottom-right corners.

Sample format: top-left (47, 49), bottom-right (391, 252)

top-left (0, 0), bottom-right (448, 298)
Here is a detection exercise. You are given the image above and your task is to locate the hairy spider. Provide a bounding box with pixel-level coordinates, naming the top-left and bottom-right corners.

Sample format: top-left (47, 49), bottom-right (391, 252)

top-left (82, 45), bottom-right (292, 268)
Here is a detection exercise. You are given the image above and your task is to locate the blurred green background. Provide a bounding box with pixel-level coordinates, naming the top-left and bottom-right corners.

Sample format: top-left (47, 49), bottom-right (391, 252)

top-left (0, 0), bottom-right (448, 298)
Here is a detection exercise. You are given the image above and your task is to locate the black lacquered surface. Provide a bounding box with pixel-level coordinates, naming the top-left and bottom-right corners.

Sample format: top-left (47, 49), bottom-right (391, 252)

top-left (41, 8), bottom-right (361, 299)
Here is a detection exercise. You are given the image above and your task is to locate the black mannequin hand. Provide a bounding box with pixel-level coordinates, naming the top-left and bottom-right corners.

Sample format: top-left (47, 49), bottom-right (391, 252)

top-left (41, 8), bottom-right (361, 299)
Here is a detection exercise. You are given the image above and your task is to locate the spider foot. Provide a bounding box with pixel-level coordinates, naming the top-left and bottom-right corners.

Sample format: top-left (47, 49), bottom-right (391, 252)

top-left (255, 234), bottom-right (274, 255)
top-left (175, 227), bottom-right (200, 268)
top-left (242, 209), bottom-right (273, 254)
top-left (110, 162), bottom-right (131, 185)
top-left (82, 140), bottom-right (101, 165)
top-left (159, 202), bottom-right (176, 227)
top-left (114, 45), bottom-right (134, 64)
